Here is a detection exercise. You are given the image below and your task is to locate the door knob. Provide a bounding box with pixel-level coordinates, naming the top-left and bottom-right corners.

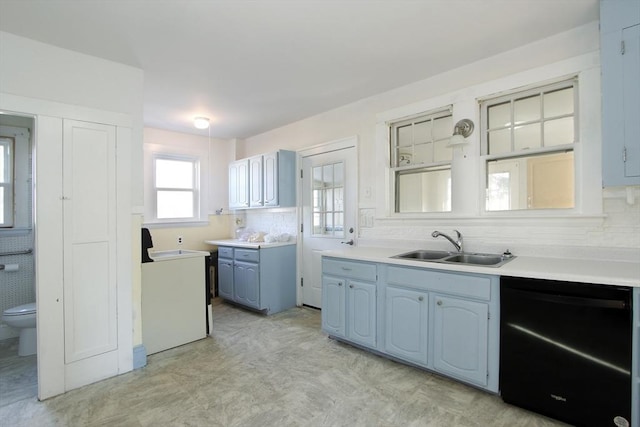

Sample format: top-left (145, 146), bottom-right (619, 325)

top-left (341, 239), bottom-right (354, 245)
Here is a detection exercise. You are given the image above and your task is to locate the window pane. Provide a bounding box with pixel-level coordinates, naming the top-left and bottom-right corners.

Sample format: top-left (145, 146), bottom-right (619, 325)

top-left (413, 120), bottom-right (431, 144)
top-left (156, 159), bottom-right (193, 189)
top-left (396, 167), bottom-right (451, 213)
top-left (544, 117), bottom-right (574, 146)
top-left (488, 129), bottom-right (511, 155)
top-left (396, 124), bottom-right (413, 147)
top-left (157, 191), bottom-right (194, 218)
top-left (324, 213), bottom-right (333, 233)
top-left (325, 188), bottom-right (333, 211)
top-left (514, 95), bottom-right (540, 124)
top-left (322, 164), bottom-right (333, 187)
top-left (488, 102), bottom-right (511, 129)
top-left (544, 87), bottom-right (573, 117)
top-left (514, 124), bottom-right (541, 151)
top-left (0, 187), bottom-right (4, 223)
top-left (333, 162), bottom-right (344, 186)
top-left (312, 189), bottom-right (321, 212)
top-left (312, 213), bottom-right (322, 235)
top-left (432, 116), bottom-right (452, 140)
top-left (433, 140), bottom-right (452, 162)
top-left (312, 165), bottom-right (323, 188)
top-left (0, 145), bottom-right (5, 183)
top-left (334, 187), bottom-right (344, 212)
top-left (413, 142), bottom-right (432, 164)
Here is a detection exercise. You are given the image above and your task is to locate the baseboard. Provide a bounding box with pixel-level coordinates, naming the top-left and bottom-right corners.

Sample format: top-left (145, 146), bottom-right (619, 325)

top-left (133, 344), bottom-right (147, 369)
top-left (0, 324), bottom-right (18, 341)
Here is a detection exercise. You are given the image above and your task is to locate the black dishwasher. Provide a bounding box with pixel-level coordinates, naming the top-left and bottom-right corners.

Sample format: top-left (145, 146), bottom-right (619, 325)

top-left (500, 276), bottom-right (632, 427)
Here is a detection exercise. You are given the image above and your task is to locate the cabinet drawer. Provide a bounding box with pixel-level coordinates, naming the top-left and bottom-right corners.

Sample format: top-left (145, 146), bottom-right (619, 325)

top-left (386, 265), bottom-right (491, 301)
top-left (218, 246), bottom-right (234, 259)
top-left (235, 249), bottom-right (259, 263)
top-left (323, 257), bottom-right (376, 282)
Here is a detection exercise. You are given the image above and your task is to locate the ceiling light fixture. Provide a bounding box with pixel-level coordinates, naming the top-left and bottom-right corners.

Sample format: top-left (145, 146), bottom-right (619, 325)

top-left (194, 116), bottom-right (210, 130)
top-left (448, 118), bottom-right (474, 147)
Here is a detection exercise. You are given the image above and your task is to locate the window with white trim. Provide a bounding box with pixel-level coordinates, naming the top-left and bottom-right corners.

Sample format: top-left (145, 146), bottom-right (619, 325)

top-left (0, 137), bottom-right (14, 227)
top-left (390, 108), bottom-right (453, 213)
top-left (152, 154), bottom-right (200, 221)
top-left (481, 79), bottom-right (577, 211)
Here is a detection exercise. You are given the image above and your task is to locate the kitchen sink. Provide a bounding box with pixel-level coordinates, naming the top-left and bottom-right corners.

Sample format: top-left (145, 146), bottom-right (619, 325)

top-left (392, 250), bottom-right (515, 268)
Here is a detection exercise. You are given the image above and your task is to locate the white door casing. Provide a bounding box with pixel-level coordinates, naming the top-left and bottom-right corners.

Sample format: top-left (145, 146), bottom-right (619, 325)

top-left (299, 137), bottom-right (357, 308)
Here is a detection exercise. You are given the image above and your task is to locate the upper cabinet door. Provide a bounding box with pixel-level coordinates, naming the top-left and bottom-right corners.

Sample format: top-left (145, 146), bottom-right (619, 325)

top-left (249, 155), bottom-right (264, 207)
top-left (601, 0), bottom-right (640, 186)
top-left (263, 152), bottom-right (279, 207)
top-left (229, 159), bottom-right (249, 208)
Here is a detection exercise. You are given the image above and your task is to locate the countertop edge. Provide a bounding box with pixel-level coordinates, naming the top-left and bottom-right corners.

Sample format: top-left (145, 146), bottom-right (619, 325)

top-left (204, 239), bottom-right (296, 249)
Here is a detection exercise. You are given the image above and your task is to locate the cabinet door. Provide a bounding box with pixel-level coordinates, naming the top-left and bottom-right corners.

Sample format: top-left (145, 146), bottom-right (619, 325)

top-left (385, 286), bottom-right (428, 366)
top-left (347, 280), bottom-right (377, 348)
top-left (229, 160), bottom-right (249, 208)
top-left (263, 152), bottom-right (279, 207)
top-left (322, 275), bottom-right (346, 337)
top-left (218, 259), bottom-right (234, 300)
top-left (249, 155), bottom-right (263, 207)
top-left (433, 294), bottom-right (488, 386)
top-left (234, 261), bottom-right (260, 309)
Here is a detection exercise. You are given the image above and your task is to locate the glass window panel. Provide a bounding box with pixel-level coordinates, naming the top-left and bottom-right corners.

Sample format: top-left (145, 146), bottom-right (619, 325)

top-left (413, 120), bottom-right (431, 144)
top-left (325, 188), bottom-right (333, 211)
top-left (486, 171), bottom-right (512, 211)
top-left (0, 145), bottom-right (5, 182)
top-left (544, 117), bottom-right (574, 146)
top-left (322, 164), bottom-right (333, 187)
top-left (397, 149), bottom-right (412, 166)
top-left (413, 142), bottom-right (432, 164)
top-left (488, 102), bottom-right (511, 129)
top-left (312, 213), bottom-right (322, 235)
top-left (0, 188), bottom-right (4, 221)
top-left (514, 95), bottom-right (540, 124)
top-left (514, 124), bottom-right (541, 151)
top-left (334, 212), bottom-right (344, 237)
top-left (396, 124), bottom-right (413, 147)
top-left (334, 187), bottom-right (344, 211)
top-left (488, 129), bottom-right (511, 155)
top-left (324, 213), bottom-right (334, 234)
top-left (544, 87), bottom-right (574, 117)
top-left (396, 167), bottom-right (451, 213)
top-left (433, 140), bottom-right (452, 162)
top-left (312, 189), bottom-right (321, 211)
top-left (432, 116), bottom-right (452, 140)
top-left (312, 166), bottom-right (323, 188)
top-left (333, 162), bottom-right (344, 186)
top-left (156, 158), bottom-right (193, 189)
top-left (157, 191), bottom-right (194, 218)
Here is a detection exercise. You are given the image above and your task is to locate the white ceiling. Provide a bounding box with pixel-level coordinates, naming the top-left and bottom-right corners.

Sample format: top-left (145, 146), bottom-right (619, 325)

top-left (0, 0), bottom-right (599, 139)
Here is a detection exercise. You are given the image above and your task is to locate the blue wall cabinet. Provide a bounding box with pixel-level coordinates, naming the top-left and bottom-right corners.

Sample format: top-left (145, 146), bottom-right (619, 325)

top-left (384, 286), bottom-right (429, 366)
top-left (432, 294), bottom-right (489, 387)
top-left (217, 245), bottom-right (296, 314)
top-left (601, 0), bottom-right (640, 186)
top-left (229, 150), bottom-right (296, 209)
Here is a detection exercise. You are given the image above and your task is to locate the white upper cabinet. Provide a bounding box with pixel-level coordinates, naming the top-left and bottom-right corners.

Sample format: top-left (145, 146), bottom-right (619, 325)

top-left (601, 0), bottom-right (640, 186)
top-left (229, 150), bottom-right (296, 209)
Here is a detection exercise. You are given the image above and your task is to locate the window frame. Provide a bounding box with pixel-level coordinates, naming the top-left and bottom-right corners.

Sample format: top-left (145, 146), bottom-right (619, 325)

top-left (0, 136), bottom-right (15, 228)
top-left (388, 106), bottom-right (454, 214)
top-left (151, 153), bottom-right (200, 222)
top-left (479, 77), bottom-right (579, 214)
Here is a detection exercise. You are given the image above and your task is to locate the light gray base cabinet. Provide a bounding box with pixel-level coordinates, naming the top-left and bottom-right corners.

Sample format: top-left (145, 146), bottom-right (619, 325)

top-left (322, 256), bottom-right (500, 393)
top-left (217, 245), bottom-right (296, 314)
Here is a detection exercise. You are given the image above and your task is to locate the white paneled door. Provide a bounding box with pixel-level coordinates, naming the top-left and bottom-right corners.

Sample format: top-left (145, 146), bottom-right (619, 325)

top-left (62, 120), bottom-right (119, 389)
top-left (300, 138), bottom-right (357, 308)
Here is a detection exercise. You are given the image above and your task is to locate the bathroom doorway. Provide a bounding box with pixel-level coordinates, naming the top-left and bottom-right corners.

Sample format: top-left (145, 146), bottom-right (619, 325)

top-left (0, 113), bottom-right (37, 407)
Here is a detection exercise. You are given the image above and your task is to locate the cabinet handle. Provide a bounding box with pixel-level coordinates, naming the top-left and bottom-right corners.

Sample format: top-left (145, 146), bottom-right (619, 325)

top-left (349, 284), bottom-right (354, 288)
top-left (418, 296), bottom-right (424, 302)
top-left (341, 267), bottom-right (352, 271)
top-left (437, 300), bottom-right (442, 305)
top-left (338, 282), bottom-right (343, 287)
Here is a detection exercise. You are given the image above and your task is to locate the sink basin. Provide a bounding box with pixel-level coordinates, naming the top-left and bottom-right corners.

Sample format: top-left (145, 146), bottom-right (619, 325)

top-left (442, 253), bottom-right (505, 266)
top-left (393, 250), bottom-right (451, 260)
top-left (392, 250), bottom-right (515, 268)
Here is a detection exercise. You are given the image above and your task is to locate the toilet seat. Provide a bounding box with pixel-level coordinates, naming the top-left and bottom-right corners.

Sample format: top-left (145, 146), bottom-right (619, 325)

top-left (4, 302), bottom-right (36, 316)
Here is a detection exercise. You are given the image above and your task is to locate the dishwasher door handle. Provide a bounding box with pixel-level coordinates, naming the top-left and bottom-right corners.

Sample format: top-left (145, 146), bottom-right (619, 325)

top-left (506, 288), bottom-right (629, 310)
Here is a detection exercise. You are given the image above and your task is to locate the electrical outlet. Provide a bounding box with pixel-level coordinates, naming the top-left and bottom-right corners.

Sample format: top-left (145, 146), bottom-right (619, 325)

top-left (177, 236), bottom-right (183, 245)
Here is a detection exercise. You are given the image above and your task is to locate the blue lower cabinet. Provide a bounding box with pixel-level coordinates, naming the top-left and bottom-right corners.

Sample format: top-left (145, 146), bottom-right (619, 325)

top-left (218, 257), bottom-right (234, 299)
top-left (321, 275), bottom-right (346, 337)
top-left (384, 285), bottom-right (429, 366)
top-left (432, 294), bottom-right (489, 387)
top-left (347, 280), bottom-right (377, 348)
top-left (234, 261), bottom-right (260, 309)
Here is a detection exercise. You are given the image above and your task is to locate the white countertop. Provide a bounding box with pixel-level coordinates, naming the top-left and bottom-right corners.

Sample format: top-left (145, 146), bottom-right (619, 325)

top-left (323, 246), bottom-right (640, 288)
top-left (205, 239), bottom-right (296, 249)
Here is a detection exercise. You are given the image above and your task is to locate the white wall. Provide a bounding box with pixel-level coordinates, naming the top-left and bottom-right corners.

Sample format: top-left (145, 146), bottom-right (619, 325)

top-left (242, 22), bottom-right (640, 260)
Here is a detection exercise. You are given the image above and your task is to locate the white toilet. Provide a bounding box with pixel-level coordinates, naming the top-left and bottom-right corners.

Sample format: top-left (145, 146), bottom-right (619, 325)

top-left (2, 302), bottom-right (36, 356)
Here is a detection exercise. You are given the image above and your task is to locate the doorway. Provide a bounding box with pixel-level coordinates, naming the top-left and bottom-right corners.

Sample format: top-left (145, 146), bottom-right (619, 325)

top-left (298, 137), bottom-right (358, 308)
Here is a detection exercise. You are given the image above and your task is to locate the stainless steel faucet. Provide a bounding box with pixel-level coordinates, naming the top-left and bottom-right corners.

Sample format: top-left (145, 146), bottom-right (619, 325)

top-left (432, 230), bottom-right (464, 252)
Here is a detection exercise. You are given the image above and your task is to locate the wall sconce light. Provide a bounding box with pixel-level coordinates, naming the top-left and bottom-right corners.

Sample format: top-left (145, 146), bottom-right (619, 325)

top-left (448, 119), bottom-right (474, 147)
top-left (193, 116), bottom-right (210, 130)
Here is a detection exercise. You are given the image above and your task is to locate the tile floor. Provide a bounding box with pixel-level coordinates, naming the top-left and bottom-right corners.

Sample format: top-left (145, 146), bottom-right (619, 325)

top-left (0, 300), bottom-right (567, 426)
